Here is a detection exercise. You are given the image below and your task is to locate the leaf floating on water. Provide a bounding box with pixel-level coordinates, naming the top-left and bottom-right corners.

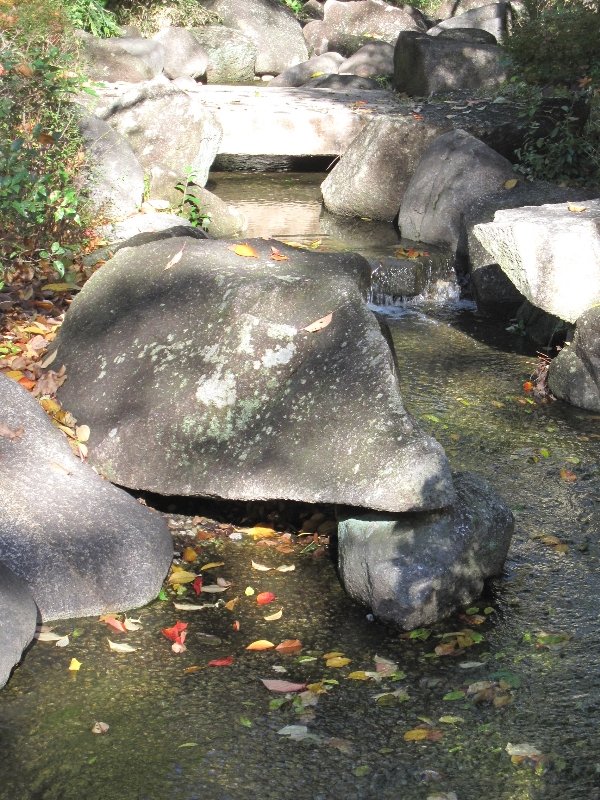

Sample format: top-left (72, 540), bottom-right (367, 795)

top-left (303, 313), bottom-right (332, 333)
top-left (172, 641), bottom-right (187, 654)
top-left (439, 715), bottom-right (465, 725)
top-left (224, 597), bottom-right (240, 611)
top-left (107, 639), bottom-right (137, 654)
top-left (251, 560), bottom-right (272, 572)
top-left (182, 547), bottom-right (197, 563)
top-left (91, 721), bottom-right (109, 735)
top-left (123, 617), bottom-right (142, 632)
top-left (261, 678), bottom-right (306, 693)
top-left (162, 621), bottom-right (188, 642)
top-left (200, 561), bottom-right (224, 571)
top-left (173, 601), bottom-right (215, 611)
top-left (443, 690), bottom-right (466, 701)
top-left (504, 178), bottom-right (518, 189)
top-left (208, 656), bottom-right (234, 667)
top-left (276, 639), bottom-right (302, 655)
top-left (178, 742), bottom-right (199, 748)
top-left (246, 639), bottom-right (276, 651)
top-left (560, 467), bottom-right (577, 482)
top-left (353, 765), bottom-right (372, 777)
top-left (256, 592), bottom-right (276, 605)
top-left (326, 656), bottom-right (351, 668)
top-left (347, 671), bottom-right (370, 681)
top-left (168, 568), bottom-right (197, 585)
top-left (69, 658), bottom-right (82, 671)
top-left (264, 608), bottom-right (283, 621)
top-left (228, 243), bottom-right (259, 258)
top-left (244, 586), bottom-right (255, 596)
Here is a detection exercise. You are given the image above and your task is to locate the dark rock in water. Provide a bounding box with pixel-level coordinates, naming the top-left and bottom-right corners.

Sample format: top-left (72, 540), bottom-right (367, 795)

top-left (54, 238), bottom-right (455, 513)
top-left (0, 561), bottom-right (38, 689)
top-left (337, 472), bottom-right (514, 628)
top-left (0, 374), bottom-right (173, 621)
top-left (548, 306), bottom-right (600, 412)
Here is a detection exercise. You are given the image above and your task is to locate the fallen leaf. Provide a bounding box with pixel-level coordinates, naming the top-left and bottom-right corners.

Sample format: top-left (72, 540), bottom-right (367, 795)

top-left (208, 656), bottom-right (234, 666)
top-left (183, 666), bottom-right (203, 674)
top-left (164, 244), bottom-right (186, 270)
top-left (567, 202), bottom-right (587, 213)
top-left (303, 313), bottom-right (332, 333)
top-left (182, 547), bottom-right (197, 563)
top-left (172, 641), bottom-right (187, 654)
top-left (224, 597), bottom-right (239, 611)
top-left (162, 621), bottom-right (188, 642)
top-left (123, 617), bottom-right (143, 632)
top-left (172, 601), bottom-right (216, 611)
top-left (101, 615), bottom-right (127, 634)
top-left (244, 526), bottom-right (277, 539)
top-left (228, 243), bottom-right (259, 258)
top-left (560, 467), bottom-right (577, 482)
top-left (443, 690), bottom-right (466, 701)
top-left (261, 678), bottom-right (306, 693)
top-left (326, 656), bottom-right (351, 668)
top-left (168, 569), bottom-right (197, 585)
top-left (264, 608), bottom-right (283, 621)
top-left (277, 724), bottom-right (309, 739)
top-left (244, 586), bottom-right (256, 596)
top-left (270, 246), bottom-right (288, 261)
top-left (246, 639), bottom-right (276, 651)
top-left (202, 584), bottom-right (229, 593)
top-left (69, 658), bottom-right (82, 671)
top-left (275, 639), bottom-right (302, 654)
top-left (35, 629), bottom-right (65, 642)
top-left (275, 564), bottom-right (295, 573)
top-left (251, 560), bottom-right (272, 572)
top-left (200, 561), bottom-right (225, 570)
top-left (55, 635), bottom-right (70, 648)
top-left (107, 639), bottom-right (137, 653)
top-left (347, 671), bottom-right (370, 681)
top-left (15, 62), bottom-right (34, 77)
top-left (439, 715), bottom-right (464, 724)
top-left (91, 721), bottom-right (109, 734)
top-left (192, 576), bottom-right (203, 595)
top-left (256, 592), bottom-right (276, 605)
top-left (504, 178), bottom-right (518, 189)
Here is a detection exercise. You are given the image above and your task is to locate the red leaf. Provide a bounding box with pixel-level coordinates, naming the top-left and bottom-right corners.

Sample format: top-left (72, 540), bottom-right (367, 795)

top-left (101, 615), bottom-right (127, 634)
top-left (192, 576), bottom-right (203, 596)
top-left (256, 592), bottom-right (276, 605)
top-left (209, 656), bottom-right (234, 667)
top-left (162, 621), bottom-right (188, 643)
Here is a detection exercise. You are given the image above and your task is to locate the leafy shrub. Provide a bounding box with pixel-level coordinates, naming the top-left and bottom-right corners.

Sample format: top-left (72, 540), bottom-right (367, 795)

top-left (105, 0), bottom-right (220, 36)
top-left (63, 0), bottom-right (121, 38)
top-left (506, 1), bottom-right (600, 88)
top-left (0, 1), bottom-right (91, 284)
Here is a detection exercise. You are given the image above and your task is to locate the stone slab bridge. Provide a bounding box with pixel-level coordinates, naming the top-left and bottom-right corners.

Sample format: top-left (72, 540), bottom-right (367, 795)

top-left (197, 85), bottom-right (405, 157)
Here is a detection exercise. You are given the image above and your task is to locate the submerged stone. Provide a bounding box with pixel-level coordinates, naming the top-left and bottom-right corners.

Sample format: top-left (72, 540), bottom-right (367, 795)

top-left (337, 472), bottom-right (514, 628)
top-left (54, 237), bottom-right (455, 513)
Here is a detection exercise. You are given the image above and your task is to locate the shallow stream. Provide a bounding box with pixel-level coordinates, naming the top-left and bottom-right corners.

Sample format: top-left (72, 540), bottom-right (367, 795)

top-left (1, 174), bottom-right (599, 800)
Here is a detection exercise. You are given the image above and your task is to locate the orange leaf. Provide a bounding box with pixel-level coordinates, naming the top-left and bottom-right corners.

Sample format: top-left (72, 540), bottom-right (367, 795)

top-left (303, 313), bottom-right (332, 333)
top-left (228, 243), bottom-right (259, 258)
top-left (182, 546), bottom-right (197, 563)
top-left (270, 246), bottom-right (288, 262)
top-left (19, 377), bottom-right (36, 391)
top-left (208, 656), bottom-right (234, 666)
top-left (246, 639), bottom-right (275, 651)
top-left (100, 615), bottom-right (127, 634)
top-left (523, 381), bottom-right (534, 393)
top-left (560, 468), bottom-right (577, 482)
top-left (276, 639), bottom-right (302, 654)
top-left (162, 621), bottom-right (188, 643)
top-left (256, 592), bottom-right (276, 605)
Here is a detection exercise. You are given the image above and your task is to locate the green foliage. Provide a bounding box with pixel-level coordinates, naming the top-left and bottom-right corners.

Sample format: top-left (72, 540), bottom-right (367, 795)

top-left (506, 1), bottom-right (600, 88)
top-left (174, 168), bottom-right (211, 231)
top-left (512, 85), bottom-right (600, 185)
top-left (63, 0), bottom-right (121, 38)
top-left (278, 0), bottom-right (303, 15)
top-left (0, 0), bottom-right (91, 283)
top-left (106, 0), bottom-right (220, 36)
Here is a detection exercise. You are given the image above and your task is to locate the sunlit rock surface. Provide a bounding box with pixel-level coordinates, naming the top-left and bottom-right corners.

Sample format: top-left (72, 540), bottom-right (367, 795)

top-left (338, 472), bottom-right (514, 628)
top-left (54, 237), bottom-right (455, 512)
top-left (0, 374), bottom-right (172, 622)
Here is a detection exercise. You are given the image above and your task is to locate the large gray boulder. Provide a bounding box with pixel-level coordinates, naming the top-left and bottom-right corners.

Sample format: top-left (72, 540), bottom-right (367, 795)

top-left (394, 31), bottom-right (507, 96)
top-left (0, 374), bottom-right (173, 622)
top-left (473, 200), bottom-right (600, 323)
top-left (152, 27), bottom-right (208, 80)
top-left (397, 129), bottom-right (515, 251)
top-left (78, 114), bottom-right (144, 221)
top-left (203, 0), bottom-right (308, 74)
top-left (548, 307), bottom-right (600, 412)
top-left (427, 2), bottom-right (509, 42)
top-left (191, 26), bottom-right (257, 83)
top-left (77, 31), bottom-right (164, 82)
top-left (53, 238), bottom-right (455, 513)
top-left (92, 81), bottom-right (222, 199)
top-left (460, 181), bottom-right (597, 317)
top-left (0, 562), bottom-right (38, 689)
top-left (302, 73), bottom-right (380, 89)
top-left (323, 0), bottom-right (426, 46)
top-left (338, 41), bottom-right (395, 79)
top-left (269, 52), bottom-right (344, 87)
top-left (321, 116), bottom-right (450, 221)
top-left (338, 472), bottom-right (514, 628)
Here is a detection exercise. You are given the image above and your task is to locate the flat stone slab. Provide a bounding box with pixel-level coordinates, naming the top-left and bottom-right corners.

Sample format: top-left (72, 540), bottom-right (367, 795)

top-left (53, 237), bottom-right (455, 513)
top-left (0, 374), bottom-right (173, 621)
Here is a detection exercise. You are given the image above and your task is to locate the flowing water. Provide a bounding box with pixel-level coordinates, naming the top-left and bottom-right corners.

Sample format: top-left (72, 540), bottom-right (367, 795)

top-left (1, 174), bottom-right (599, 800)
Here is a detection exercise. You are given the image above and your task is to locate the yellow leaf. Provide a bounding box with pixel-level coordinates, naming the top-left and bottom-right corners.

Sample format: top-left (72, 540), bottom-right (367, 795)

top-left (200, 561), bottom-right (225, 570)
top-left (245, 526), bottom-right (277, 539)
top-left (228, 243), bottom-right (259, 258)
top-left (347, 671), bottom-right (370, 680)
top-left (567, 202), bottom-right (587, 213)
top-left (4, 370), bottom-right (24, 380)
top-left (224, 597), bottom-right (239, 611)
top-left (504, 178), bottom-right (518, 189)
top-left (40, 397), bottom-right (61, 415)
top-left (310, 71), bottom-right (325, 78)
top-left (264, 608), bottom-right (283, 621)
top-left (244, 586), bottom-right (255, 596)
top-left (304, 313), bottom-right (332, 333)
top-left (182, 547), bottom-right (197, 563)
top-left (323, 651), bottom-right (344, 660)
top-left (403, 728), bottom-right (428, 741)
top-left (68, 658), bottom-right (82, 671)
top-left (41, 283), bottom-right (80, 292)
top-left (75, 424), bottom-right (90, 442)
top-left (168, 569), bottom-right (197, 585)
top-left (326, 656), bottom-right (351, 668)
top-left (306, 682), bottom-right (328, 694)
top-left (246, 639), bottom-right (275, 651)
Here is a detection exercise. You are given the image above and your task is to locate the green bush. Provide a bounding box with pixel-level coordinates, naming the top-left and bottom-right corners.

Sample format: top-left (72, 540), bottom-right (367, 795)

top-left (105, 0), bottom-right (220, 36)
top-left (63, 0), bottom-right (121, 38)
top-left (0, 1), bottom-right (91, 284)
top-left (506, 2), bottom-right (600, 88)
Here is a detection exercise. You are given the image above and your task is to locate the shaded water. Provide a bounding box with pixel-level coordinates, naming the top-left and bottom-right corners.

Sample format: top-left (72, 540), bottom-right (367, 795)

top-left (1, 176), bottom-right (599, 800)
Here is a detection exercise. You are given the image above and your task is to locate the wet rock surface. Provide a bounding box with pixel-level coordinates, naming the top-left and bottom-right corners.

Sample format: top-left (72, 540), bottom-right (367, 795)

top-left (54, 237), bottom-right (454, 512)
top-left (549, 306), bottom-right (600, 412)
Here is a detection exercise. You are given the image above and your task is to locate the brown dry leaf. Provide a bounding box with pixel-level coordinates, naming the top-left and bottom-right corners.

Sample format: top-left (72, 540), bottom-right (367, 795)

top-left (15, 63), bottom-right (34, 78)
top-left (304, 313), bottom-right (332, 333)
top-left (560, 467), bottom-right (577, 482)
top-left (228, 243), bottom-right (259, 258)
top-left (567, 202), bottom-right (587, 213)
top-left (91, 721), bottom-right (109, 735)
top-left (0, 423), bottom-right (24, 440)
top-left (164, 244), bottom-right (186, 271)
top-left (224, 597), bottom-right (239, 612)
top-left (276, 639), bottom-right (302, 655)
top-left (270, 246), bottom-right (289, 262)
